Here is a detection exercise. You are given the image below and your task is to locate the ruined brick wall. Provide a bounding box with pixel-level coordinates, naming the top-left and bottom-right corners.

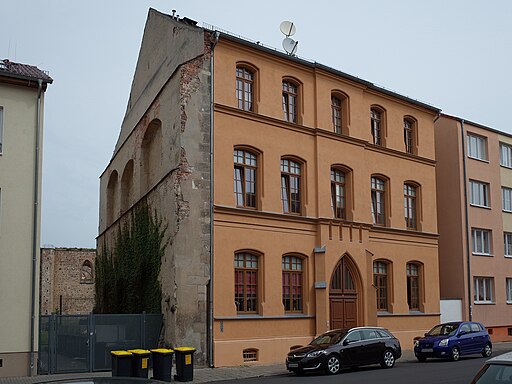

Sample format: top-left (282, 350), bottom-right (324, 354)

top-left (40, 248), bottom-right (96, 315)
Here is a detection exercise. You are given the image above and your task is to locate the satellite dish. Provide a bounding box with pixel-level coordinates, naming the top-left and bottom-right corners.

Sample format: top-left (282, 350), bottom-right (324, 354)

top-left (280, 21), bottom-right (296, 37)
top-left (282, 37), bottom-right (298, 55)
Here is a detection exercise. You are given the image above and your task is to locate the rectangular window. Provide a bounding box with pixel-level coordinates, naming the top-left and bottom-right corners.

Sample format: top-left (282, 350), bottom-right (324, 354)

top-left (373, 261), bottom-right (388, 311)
top-left (470, 180), bottom-right (490, 207)
top-left (282, 82), bottom-right (298, 123)
top-left (370, 109), bottom-right (381, 145)
top-left (467, 133), bottom-right (487, 161)
top-left (281, 159), bottom-right (301, 214)
top-left (500, 143), bottom-right (512, 168)
top-left (0, 106), bottom-right (3, 154)
top-left (371, 177), bottom-right (386, 225)
top-left (507, 278), bottom-right (512, 304)
top-left (503, 187), bottom-right (512, 212)
top-left (472, 228), bottom-right (491, 255)
top-left (505, 233), bottom-right (512, 257)
top-left (474, 277), bottom-right (493, 303)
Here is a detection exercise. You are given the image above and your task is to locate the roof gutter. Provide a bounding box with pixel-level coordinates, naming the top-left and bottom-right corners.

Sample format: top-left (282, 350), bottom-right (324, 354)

top-left (30, 79), bottom-right (43, 375)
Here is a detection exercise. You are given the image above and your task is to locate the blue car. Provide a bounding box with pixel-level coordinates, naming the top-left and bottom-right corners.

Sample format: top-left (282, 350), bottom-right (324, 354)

top-left (414, 321), bottom-right (492, 362)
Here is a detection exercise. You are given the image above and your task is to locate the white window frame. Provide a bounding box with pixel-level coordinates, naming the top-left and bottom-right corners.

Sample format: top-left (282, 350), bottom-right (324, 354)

top-left (500, 143), bottom-right (512, 168)
top-left (503, 187), bottom-right (512, 212)
top-left (470, 180), bottom-right (490, 207)
top-left (474, 277), bottom-right (493, 304)
top-left (0, 106), bottom-right (3, 154)
top-left (505, 233), bottom-right (512, 258)
top-left (467, 133), bottom-right (487, 161)
top-left (472, 228), bottom-right (491, 255)
top-left (507, 278), bottom-right (512, 304)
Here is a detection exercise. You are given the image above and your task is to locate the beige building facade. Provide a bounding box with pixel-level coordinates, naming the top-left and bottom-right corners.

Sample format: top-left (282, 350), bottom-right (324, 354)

top-left (0, 60), bottom-right (52, 377)
top-left (436, 114), bottom-right (512, 342)
top-left (99, 9), bottom-right (442, 367)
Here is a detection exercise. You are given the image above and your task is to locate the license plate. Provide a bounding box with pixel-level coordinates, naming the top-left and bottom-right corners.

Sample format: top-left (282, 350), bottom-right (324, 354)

top-left (422, 348), bottom-right (433, 353)
top-left (288, 363), bottom-right (299, 368)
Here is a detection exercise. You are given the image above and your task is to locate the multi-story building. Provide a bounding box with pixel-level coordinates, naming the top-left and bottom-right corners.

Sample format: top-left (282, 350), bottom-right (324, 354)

top-left (99, 9), bottom-right (441, 366)
top-left (0, 59), bottom-right (52, 377)
top-left (436, 114), bottom-right (512, 341)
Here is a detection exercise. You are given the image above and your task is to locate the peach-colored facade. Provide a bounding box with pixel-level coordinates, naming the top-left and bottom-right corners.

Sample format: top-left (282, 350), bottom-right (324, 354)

top-left (212, 37), bottom-right (441, 366)
top-left (436, 114), bottom-right (512, 342)
top-left (99, 10), bottom-right (443, 368)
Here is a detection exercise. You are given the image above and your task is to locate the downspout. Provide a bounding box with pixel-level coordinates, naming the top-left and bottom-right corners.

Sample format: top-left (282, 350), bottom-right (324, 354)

top-left (30, 79), bottom-right (43, 375)
top-left (208, 30), bottom-right (220, 368)
top-left (460, 119), bottom-right (472, 321)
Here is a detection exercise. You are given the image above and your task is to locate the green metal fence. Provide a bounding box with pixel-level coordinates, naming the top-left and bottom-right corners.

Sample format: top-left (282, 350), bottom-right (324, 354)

top-left (38, 313), bottom-right (163, 374)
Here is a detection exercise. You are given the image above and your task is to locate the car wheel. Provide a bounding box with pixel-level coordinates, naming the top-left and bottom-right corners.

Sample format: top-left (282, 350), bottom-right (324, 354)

top-left (416, 354), bottom-right (427, 362)
top-left (325, 354), bottom-right (341, 375)
top-left (380, 349), bottom-right (395, 368)
top-left (482, 343), bottom-right (492, 358)
top-left (449, 346), bottom-right (460, 361)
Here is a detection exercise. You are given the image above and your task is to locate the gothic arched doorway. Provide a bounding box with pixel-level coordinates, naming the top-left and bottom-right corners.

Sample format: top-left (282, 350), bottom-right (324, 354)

top-left (329, 255), bottom-right (359, 329)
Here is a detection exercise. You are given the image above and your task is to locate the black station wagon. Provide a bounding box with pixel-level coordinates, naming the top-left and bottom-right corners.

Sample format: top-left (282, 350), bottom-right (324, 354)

top-left (286, 327), bottom-right (402, 375)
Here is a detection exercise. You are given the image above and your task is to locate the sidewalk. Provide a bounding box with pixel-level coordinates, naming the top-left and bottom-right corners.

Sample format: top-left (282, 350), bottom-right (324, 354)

top-left (2, 344), bottom-right (511, 384)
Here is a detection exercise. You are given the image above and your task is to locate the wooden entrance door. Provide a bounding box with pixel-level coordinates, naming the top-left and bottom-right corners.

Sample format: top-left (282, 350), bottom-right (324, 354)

top-left (329, 256), bottom-right (358, 329)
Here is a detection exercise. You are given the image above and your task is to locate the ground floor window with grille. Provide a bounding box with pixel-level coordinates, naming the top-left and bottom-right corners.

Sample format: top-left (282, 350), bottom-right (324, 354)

top-left (243, 349), bottom-right (258, 362)
top-left (474, 277), bottom-right (493, 303)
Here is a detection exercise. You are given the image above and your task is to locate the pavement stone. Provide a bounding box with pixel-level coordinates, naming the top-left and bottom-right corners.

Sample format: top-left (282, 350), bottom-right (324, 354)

top-left (1, 344), bottom-right (511, 384)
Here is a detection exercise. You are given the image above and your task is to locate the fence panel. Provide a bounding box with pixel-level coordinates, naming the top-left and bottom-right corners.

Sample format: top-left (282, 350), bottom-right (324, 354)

top-left (39, 313), bottom-right (163, 374)
top-left (54, 315), bottom-right (90, 373)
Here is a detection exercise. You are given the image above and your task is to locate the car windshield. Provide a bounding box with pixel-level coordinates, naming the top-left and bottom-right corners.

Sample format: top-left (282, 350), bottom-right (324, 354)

top-left (427, 323), bottom-right (459, 336)
top-left (472, 363), bottom-right (512, 383)
top-left (310, 331), bottom-right (346, 346)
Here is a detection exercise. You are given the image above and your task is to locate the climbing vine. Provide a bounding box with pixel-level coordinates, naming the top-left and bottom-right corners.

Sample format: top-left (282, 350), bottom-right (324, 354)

top-left (94, 200), bottom-right (167, 314)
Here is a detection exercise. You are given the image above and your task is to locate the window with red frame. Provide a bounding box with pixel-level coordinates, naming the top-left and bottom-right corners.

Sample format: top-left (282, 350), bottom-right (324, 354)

top-left (282, 256), bottom-right (303, 312)
top-left (235, 253), bottom-right (258, 313)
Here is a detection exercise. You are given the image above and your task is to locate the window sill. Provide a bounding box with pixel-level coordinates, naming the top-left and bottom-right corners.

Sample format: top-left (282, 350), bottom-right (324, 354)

top-left (474, 301), bottom-right (495, 305)
top-left (215, 314), bottom-right (315, 320)
top-left (503, 210), bottom-right (512, 214)
top-left (472, 253), bottom-right (493, 257)
top-left (505, 255), bottom-right (512, 259)
top-left (470, 204), bottom-right (491, 210)
top-left (467, 156), bottom-right (489, 163)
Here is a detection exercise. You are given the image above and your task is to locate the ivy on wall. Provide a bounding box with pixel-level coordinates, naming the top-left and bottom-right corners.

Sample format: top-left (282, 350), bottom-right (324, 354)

top-left (94, 200), bottom-right (167, 314)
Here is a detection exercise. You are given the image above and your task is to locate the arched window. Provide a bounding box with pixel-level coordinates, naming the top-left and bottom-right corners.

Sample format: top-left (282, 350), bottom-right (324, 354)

top-left (234, 148), bottom-right (257, 208)
top-left (236, 66), bottom-right (254, 112)
top-left (331, 168), bottom-right (346, 219)
top-left (404, 117), bottom-right (416, 154)
top-left (371, 176), bottom-right (387, 226)
top-left (370, 106), bottom-right (386, 146)
top-left (404, 183), bottom-right (418, 229)
top-left (106, 170), bottom-right (118, 225)
top-left (330, 257), bottom-right (356, 293)
top-left (141, 119), bottom-right (162, 193)
top-left (282, 255), bottom-right (303, 312)
top-left (235, 252), bottom-right (258, 313)
top-left (81, 260), bottom-right (93, 284)
top-left (121, 160), bottom-right (134, 213)
top-left (331, 91), bottom-right (349, 135)
top-left (332, 95), bottom-right (342, 134)
top-left (373, 261), bottom-right (389, 311)
top-left (407, 262), bottom-right (421, 311)
top-left (282, 80), bottom-right (299, 123)
top-left (281, 158), bottom-right (302, 214)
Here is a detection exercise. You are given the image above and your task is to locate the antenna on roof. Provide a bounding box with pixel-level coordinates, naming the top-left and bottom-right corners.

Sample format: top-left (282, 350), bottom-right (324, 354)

top-left (280, 21), bottom-right (298, 56)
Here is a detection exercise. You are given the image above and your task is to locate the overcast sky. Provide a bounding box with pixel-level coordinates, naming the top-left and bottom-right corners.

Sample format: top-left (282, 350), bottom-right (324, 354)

top-left (1, 1), bottom-right (511, 248)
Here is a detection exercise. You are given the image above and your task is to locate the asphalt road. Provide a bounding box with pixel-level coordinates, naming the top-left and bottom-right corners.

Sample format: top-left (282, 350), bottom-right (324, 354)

top-left (214, 355), bottom-right (491, 384)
